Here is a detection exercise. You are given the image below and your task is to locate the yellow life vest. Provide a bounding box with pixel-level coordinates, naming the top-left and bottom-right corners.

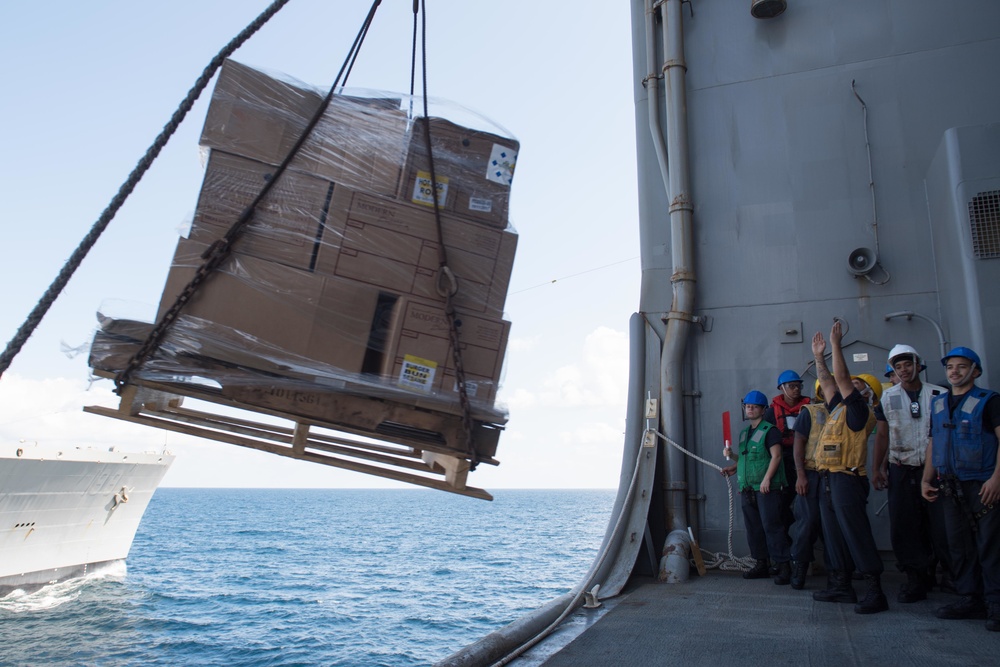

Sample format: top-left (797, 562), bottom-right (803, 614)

top-left (814, 402), bottom-right (875, 474)
top-left (801, 403), bottom-right (829, 470)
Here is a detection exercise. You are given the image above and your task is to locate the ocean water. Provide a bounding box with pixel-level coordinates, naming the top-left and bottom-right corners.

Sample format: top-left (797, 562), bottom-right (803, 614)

top-left (0, 488), bottom-right (615, 666)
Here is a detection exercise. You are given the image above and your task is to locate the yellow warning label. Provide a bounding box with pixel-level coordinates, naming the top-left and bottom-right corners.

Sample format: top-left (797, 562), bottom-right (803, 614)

top-left (411, 171), bottom-right (449, 207)
top-left (398, 354), bottom-right (438, 392)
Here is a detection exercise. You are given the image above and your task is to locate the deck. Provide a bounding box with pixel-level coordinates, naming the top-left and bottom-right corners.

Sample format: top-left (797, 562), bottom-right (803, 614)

top-left (514, 567), bottom-right (998, 666)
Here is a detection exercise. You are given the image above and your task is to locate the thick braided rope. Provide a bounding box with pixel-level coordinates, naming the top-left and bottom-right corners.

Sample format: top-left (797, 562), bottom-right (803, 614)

top-left (0, 0), bottom-right (293, 378)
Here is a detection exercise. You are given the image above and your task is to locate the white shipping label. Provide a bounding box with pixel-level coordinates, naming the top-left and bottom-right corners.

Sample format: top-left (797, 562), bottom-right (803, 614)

top-left (468, 197), bottom-right (493, 213)
top-left (453, 379), bottom-right (479, 397)
top-left (485, 144), bottom-right (517, 185)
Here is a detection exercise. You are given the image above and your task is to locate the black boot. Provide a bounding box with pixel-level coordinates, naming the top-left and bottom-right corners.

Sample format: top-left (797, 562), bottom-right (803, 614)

top-left (790, 561), bottom-right (808, 590)
top-left (987, 603), bottom-right (1000, 632)
top-left (898, 568), bottom-right (927, 603)
top-left (813, 570), bottom-right (857, 603)
top-left (855, 574), bottom-right (889, 614)
top-left (938, 570), bottom-right (958, 595)
top-left (935, 595), bottom-right (988, 619)
top-left (743, 559), bottom-right (770, 580)
top-left (774, 561), bottom-right (791, 585)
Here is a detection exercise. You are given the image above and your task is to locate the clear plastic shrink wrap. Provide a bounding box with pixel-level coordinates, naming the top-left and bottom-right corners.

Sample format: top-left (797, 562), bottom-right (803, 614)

top-left (90, 59), bottom-right (518, 415)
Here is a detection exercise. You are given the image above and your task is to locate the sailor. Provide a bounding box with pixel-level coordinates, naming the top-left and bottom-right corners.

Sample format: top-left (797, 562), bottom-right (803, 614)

top-left (721, 390), bottom-right (792, 584)
top-left (810, 322), bottom-right (888, 614)
top-left (885, 363), bottom-right (900, 386)
top-left (764, 370), bottom-right (811, 538)
top-left (788, 379), bottom-right (847, 591)
top-left (871, 344), bottom-right (947, 604)
top-left (922, 347), bottom-right (1000, 631)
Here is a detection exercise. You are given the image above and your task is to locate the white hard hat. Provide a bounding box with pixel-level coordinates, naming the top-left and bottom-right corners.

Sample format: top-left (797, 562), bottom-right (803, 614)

top-left (888, 344), bottom-right (921, 366)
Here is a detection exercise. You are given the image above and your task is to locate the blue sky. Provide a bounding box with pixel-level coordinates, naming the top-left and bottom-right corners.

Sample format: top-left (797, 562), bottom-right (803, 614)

top-left (0, 0), bottom-right (640, 489)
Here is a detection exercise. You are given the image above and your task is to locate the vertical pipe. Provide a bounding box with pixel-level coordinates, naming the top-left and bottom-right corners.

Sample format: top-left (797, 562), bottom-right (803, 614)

top-left (657, 0), bottom-right (695, 532)
top-left (644, 0), bottom-right (671, 196)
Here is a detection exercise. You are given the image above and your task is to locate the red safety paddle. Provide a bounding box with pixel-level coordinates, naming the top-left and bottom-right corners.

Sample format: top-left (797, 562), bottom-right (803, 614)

top-left (722, 411), bottom-right (732, 460)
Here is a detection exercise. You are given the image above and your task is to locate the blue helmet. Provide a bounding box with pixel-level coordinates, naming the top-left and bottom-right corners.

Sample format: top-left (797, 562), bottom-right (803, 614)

top-left (742, 390), bottom-right (768, 407)
top-left (884, 363), bottom-right (894, 378)
top-left (942, 346), bottom-right (982, 370)
top-left (776, 370), bottom-right (802, 388)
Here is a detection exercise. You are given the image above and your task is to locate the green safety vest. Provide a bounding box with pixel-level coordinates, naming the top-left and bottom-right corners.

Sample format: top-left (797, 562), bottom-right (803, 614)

top-left (737, 421), bottom-right (786, 491)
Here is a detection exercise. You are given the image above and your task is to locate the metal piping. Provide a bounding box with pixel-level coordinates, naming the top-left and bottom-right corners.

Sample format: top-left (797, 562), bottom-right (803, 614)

top-left (656, 0), bottom-right (695, 532)
top-left (596, 318), bottom-right (665, 595)
top-left (884, 310), bottom-right (949, 360)
top-left (851, 80), bottom-right (891, 285)
top-left (644, 0), bottom-right (672, 198)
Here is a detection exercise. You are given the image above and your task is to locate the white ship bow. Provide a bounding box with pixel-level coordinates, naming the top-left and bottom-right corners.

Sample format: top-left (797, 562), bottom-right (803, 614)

top-left (0, 442), bottom-right (173, 592)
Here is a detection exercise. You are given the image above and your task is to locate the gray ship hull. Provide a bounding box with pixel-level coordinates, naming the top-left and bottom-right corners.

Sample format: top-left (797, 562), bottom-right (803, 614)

top-left (0, 442), bottom-right (173, 593)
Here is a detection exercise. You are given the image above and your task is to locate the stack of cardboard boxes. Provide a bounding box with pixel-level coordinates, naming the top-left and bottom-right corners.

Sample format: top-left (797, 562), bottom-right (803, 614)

top-left (153, 60), bottom-right (518, 408)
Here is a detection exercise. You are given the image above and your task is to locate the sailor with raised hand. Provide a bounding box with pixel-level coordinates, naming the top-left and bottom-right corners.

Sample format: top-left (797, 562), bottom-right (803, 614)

top-left (787, 351), bottom-right (849, 592)
top-left (810, 322), bottom-right (888, 614)
top-left (721, 390), bottom-right (792, 584)
top-left (871, 344), bottom-right (948, 604)
top-left (922, 347), bottom-right (1000, 631)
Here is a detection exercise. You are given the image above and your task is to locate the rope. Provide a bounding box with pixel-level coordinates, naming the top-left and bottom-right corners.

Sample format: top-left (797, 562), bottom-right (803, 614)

top-left (114, 0), bottom-right (384, 393)
top-left (0, 0), bottom-right (294, 379)
top-left (648, 428), bottom-right (755, 572)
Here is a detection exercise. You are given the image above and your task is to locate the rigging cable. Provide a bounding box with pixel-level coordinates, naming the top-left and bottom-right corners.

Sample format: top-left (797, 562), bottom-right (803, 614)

top-left (114, 0), bottom-right (385, 393)
top-left (0, 0), bottom-right (295, 379)
top-left (414, 0), bottom-right (480, 469)
top-left (508, 257), bottom-right (639, 295)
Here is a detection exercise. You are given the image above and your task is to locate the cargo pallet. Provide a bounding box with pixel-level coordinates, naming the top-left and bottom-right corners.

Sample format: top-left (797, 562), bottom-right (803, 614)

top-left (87, 367), bottom-right (502, 500)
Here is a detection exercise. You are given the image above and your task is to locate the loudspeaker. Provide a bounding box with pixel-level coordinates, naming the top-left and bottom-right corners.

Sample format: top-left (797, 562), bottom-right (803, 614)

top-left (847, 247), bottom-right (877, 276)
top-left (751, 0), bottom-right (787, 19)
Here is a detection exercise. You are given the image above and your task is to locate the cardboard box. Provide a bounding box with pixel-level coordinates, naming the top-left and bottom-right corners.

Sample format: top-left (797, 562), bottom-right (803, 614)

top-left (314, 187), bottom-right (517, 317)
top-left (300, 96), bottom-right (408, 195)
top-left (200, 60), bottom-right (407, 196)
top-left (157, 238), bottom-right (396, 377)
top-left (380, 298), bottom-right (510, 403)
top-left (189, 151), bottom-right (342, 271)
top-left (200, 60), bottom-right (323, 168)
top-left (402, 117), bottom-right (518, 228)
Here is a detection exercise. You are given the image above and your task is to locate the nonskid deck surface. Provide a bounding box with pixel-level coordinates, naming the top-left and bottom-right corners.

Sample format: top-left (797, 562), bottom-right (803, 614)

top-left (520, 568), bottom-right (997, 666)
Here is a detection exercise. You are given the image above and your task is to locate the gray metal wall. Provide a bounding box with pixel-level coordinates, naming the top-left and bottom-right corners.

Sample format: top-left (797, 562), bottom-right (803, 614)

top-left (631, 0), bottom-right (1000, 552)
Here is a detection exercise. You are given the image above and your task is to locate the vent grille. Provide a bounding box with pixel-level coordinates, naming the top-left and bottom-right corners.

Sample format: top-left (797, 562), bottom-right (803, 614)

top-left (969, 191), bottom-right (1000, 259)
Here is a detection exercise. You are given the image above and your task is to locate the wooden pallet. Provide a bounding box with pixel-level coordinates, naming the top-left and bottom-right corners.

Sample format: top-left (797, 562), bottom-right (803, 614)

top-left (87, 368), bottom-right (500, 500)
